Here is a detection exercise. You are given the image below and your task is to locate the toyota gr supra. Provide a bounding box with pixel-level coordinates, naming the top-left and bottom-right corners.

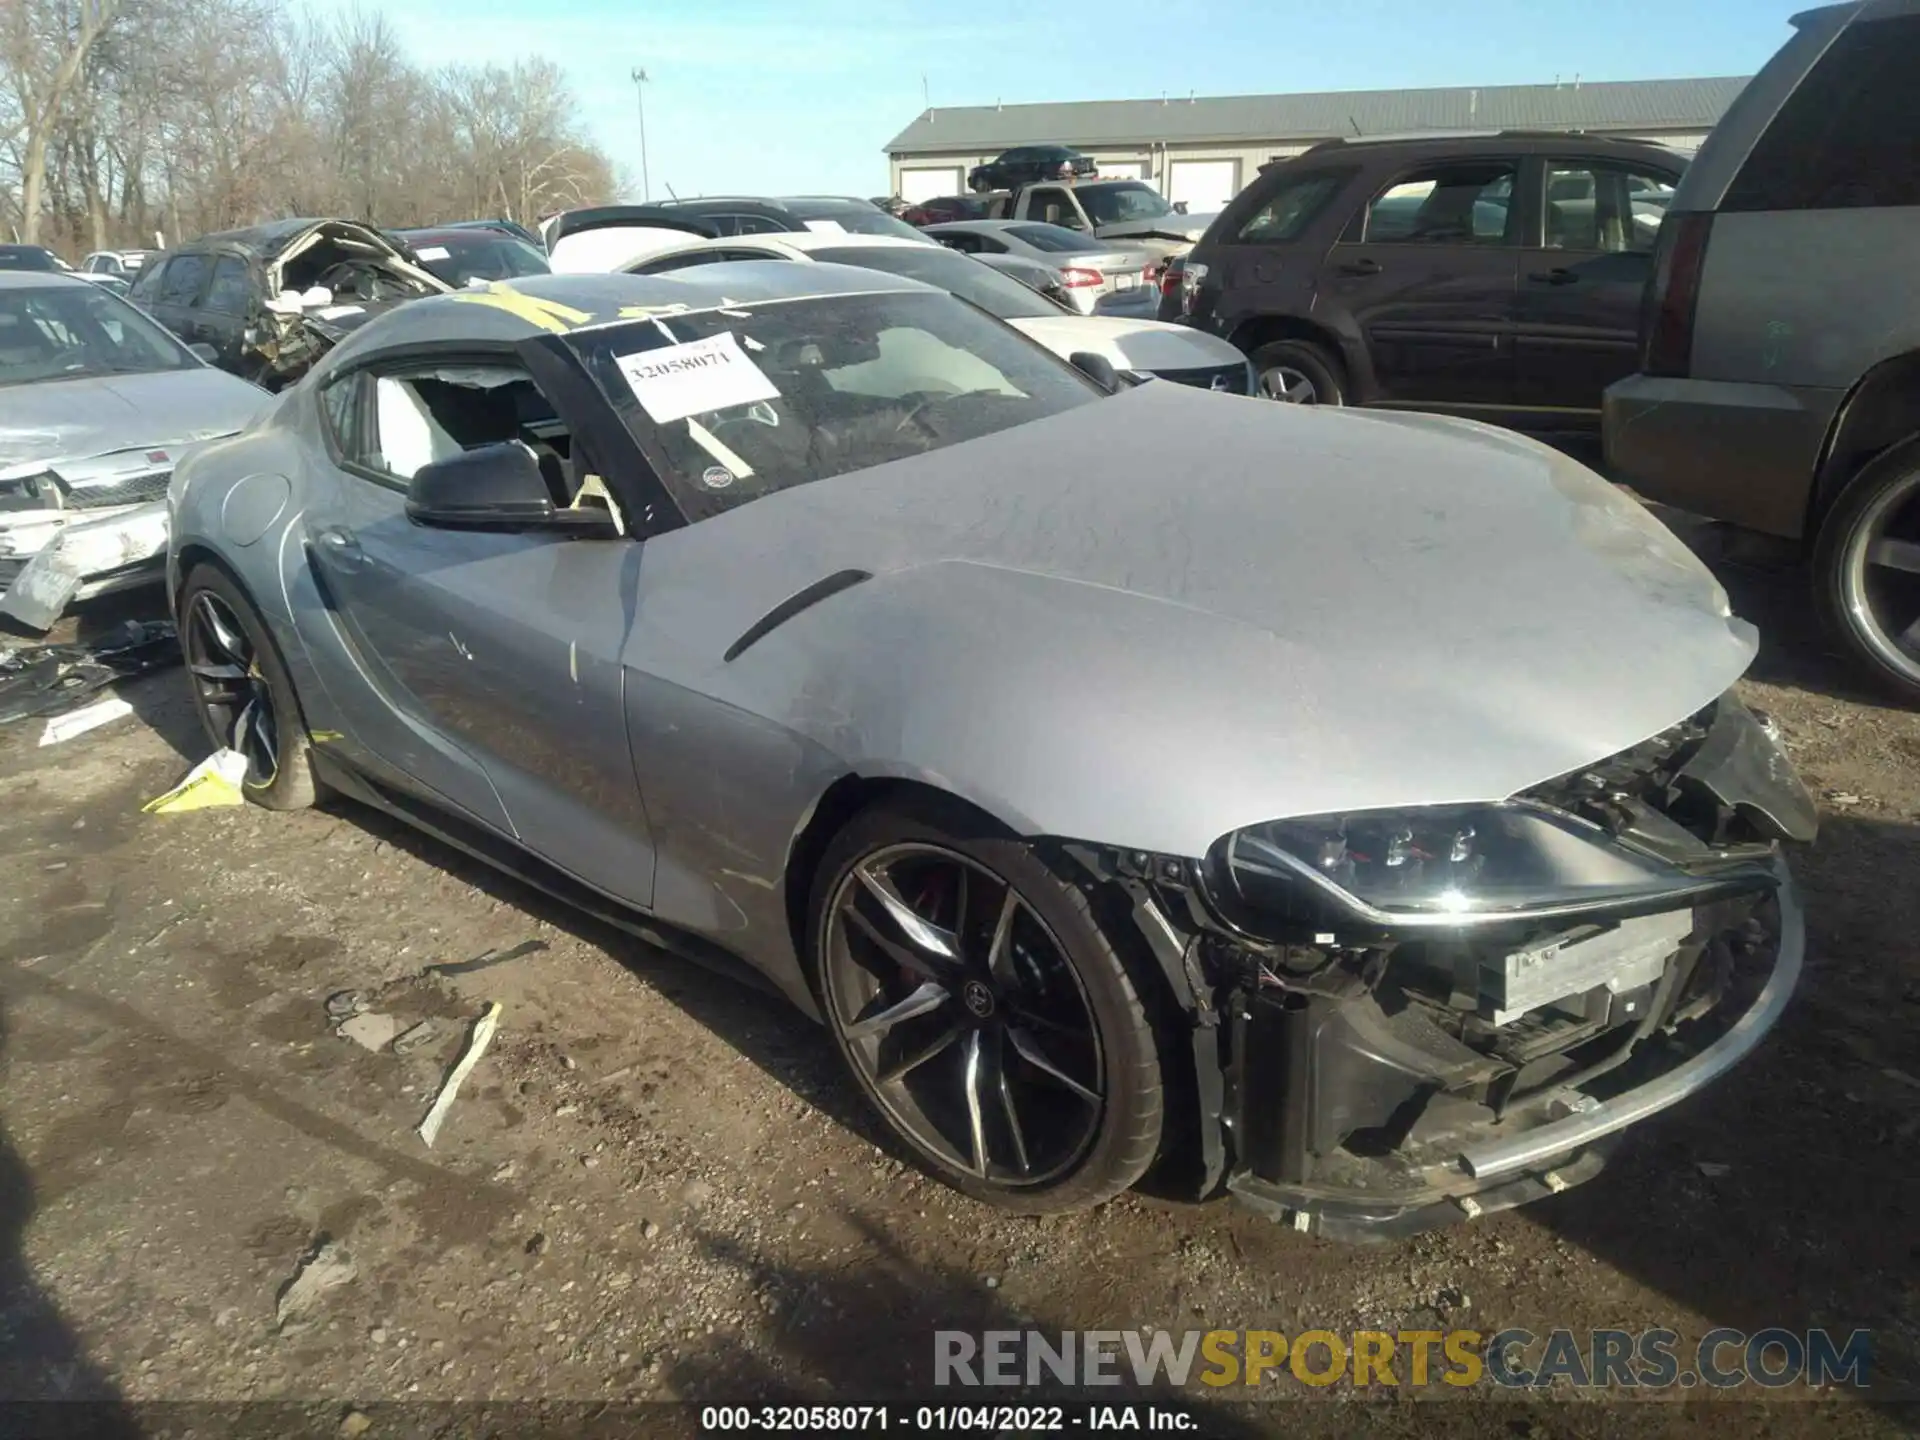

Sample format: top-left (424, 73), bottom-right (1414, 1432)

top-left (167, 268), bottom-right (1815, 1238)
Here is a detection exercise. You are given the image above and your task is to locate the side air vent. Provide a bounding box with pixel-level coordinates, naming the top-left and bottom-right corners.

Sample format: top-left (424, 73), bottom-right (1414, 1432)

top-left (723, 569), bottom-right (873, 663)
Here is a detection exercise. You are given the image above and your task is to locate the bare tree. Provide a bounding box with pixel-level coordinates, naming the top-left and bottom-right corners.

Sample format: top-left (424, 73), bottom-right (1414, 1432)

top-left (0, 0), bottom-right (618, 253)
top-left (1, 0), bottom-right (120, 241)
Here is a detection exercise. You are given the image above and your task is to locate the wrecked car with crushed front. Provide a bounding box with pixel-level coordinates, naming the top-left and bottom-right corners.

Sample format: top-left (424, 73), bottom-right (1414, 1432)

top-left (133, 218), bottom-right (450, 391)
top-left (166, 267), bottom-right (1814, 1238)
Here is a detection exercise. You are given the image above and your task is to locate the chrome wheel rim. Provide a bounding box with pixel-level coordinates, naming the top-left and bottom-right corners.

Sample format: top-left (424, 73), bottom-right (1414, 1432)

top-left (184, 591), bottom-right (279, 787)
top-left (1259, 364), bottom-right (1320, 404)
top-left (1840, 468), bottom-right (1920, 684)
top-left (822, 843), bottom-right (1104, 1186)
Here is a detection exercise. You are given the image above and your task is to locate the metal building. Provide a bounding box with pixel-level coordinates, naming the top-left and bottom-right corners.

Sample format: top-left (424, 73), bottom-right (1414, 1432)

top-left (884, 77), bottom-right (1749, 212)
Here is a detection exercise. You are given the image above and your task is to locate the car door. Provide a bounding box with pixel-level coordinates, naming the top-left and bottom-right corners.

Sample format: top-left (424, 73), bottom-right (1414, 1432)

top-left (297, 349), bottom-right (660, 906)
top-left (1512, 156), bottom-right (1680, 419)
top-left (1318, 159), bottom-right (1521, 410)
top-left (147, 252), bottom-right (209, 342)
top-left (196, 253), bottom-right (255, 370)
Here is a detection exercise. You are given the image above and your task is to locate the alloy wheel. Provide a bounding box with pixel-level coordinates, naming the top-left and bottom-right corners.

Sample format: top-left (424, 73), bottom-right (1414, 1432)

top-left (822, 843), bottom-right (1105, 1186)
top-left (183, 590), bottom-right (280, 787)
top-left (1840, 466), bottom-right (1920, 686)
top-left (1259, 364), bottom-right (1319, 403)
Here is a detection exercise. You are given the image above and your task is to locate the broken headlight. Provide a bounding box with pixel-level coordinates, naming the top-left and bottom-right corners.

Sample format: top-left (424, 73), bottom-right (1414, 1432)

top-left (1222, 803), bottom-right (1723, 928)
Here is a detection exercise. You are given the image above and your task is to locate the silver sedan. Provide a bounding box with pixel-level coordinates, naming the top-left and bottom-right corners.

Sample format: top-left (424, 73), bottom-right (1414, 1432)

top-left (924, 220), bottom-right (1158, 315)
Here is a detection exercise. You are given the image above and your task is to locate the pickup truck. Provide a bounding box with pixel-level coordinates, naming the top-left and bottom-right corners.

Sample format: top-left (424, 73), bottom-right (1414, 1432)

top-left (985, 179), bottom-right (1219, 260)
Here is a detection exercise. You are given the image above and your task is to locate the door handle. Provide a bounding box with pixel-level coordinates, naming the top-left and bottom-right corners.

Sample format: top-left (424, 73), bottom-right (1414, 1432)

top-left (314, 527), bottom-right (367, 566)
top-left (1528, 268), bottom-right (1579, 286)
top-left (1335, 259), bottom-right (1382, 277)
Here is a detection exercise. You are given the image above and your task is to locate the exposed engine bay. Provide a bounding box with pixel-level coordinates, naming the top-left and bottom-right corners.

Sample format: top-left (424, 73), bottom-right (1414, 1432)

top-left (1064, 694), bottom-right (1815, 1240)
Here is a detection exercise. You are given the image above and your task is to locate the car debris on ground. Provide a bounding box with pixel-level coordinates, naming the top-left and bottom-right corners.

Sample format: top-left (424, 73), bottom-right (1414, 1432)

top-left (37, 694), bottom-right (134, 746)
top-left (0, 618), bottom-right (178, 724)
top-left (417, 1001), bottom-right (503, 1147)
top-left (141, 748), bottom-right (247, 812)
top-left (337, 1011), bottom-right (400, 1052)
top-left (274, 1239), bottom-right (358, 1334)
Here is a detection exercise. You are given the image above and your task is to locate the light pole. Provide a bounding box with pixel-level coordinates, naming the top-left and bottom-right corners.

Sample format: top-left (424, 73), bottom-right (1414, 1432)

top-left (630, 67), bottom-right (651, 202)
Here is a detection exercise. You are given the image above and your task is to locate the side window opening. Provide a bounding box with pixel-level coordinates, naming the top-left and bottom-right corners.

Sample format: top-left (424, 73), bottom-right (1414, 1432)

top-left (336, 364), bottom-right (610, 522)
top-left (1233, 169), bottom-right (1353, 244)
top-left (1359, 163), bottom-right (1517, 245)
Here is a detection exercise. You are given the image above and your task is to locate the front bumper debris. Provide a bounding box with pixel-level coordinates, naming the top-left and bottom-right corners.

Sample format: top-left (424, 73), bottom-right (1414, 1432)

top-left (0, 501), bottom-right (169, 630)
top-left (1067, 693), bottom-right (1816, 1241)
top-left (1224, 864), bottom-right (1801, 1241)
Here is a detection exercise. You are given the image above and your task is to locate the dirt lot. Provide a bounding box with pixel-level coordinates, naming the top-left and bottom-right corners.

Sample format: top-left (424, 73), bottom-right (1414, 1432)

top-left (1, 536), bottom-right (1916, 1437)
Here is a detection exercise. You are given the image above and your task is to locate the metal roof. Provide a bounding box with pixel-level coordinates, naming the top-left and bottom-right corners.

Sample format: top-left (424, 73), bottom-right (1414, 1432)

top-left (886, 77), bottom-right (1751, 154)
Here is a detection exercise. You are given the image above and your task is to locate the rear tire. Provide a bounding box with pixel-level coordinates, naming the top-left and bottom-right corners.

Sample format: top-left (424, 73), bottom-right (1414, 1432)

top-left (1812, 435), bottom-right (1920, 705)
top-left (809, 792), bottom-right (1164, 1213)
top-left (1250, 338), bottom-right (1345, 405)
top-left (178, 563), bottom-right (321, 810)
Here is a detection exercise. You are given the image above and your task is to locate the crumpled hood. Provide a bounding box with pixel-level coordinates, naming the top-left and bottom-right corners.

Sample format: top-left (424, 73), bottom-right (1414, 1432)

top-left (651, 384), bottom-right (1756, 855)
top-left (0, 367), bottom-right (268, 475)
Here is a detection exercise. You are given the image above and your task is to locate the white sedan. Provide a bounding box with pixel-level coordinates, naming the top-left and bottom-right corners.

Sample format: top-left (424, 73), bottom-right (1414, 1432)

top-left (617, 232), bottom-right (1255, 395)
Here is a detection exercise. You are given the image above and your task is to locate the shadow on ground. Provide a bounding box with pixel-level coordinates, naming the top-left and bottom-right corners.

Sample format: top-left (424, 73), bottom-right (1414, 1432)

top-left (1524, 806), bottom-right (1920, 1399)
top-left (0, 985), bottom-right (140, 1435)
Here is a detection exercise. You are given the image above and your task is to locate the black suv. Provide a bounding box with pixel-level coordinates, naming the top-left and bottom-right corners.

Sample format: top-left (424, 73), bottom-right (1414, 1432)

top-left (1169, 132), bottom-right (1684, 432)
top-left (968, 146), bottom-right (1098, 194)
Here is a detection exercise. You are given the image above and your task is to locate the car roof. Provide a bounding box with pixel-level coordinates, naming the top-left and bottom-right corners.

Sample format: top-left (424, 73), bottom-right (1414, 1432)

top-left (0, 269), bottom-right (90, 289)
top-left (634, 233), bottom-right (926, 264)
top-left (317, 267), bottom-right (933, 368)
top-left (925, 219), bottom-right (1062, 234)
top-left (1286, 131), bottom-right (1686, 164)
top-left (398, 227), bottom-right (518, 244)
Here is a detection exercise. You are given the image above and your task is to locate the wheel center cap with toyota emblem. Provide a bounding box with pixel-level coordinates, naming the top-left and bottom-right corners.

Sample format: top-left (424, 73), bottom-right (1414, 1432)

top-left (961, 980), bottom-right (996, 1019)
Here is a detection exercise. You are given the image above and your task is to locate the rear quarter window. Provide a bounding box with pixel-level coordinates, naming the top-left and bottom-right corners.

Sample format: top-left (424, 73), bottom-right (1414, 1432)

top-left (1723, 13), bottom-right (1920, 211)
top-left (1230, 168), bottom-right (1356, 243)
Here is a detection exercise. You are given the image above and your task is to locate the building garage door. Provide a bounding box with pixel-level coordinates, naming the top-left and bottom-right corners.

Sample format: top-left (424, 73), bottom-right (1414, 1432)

top-left (899, 167), bottom-right (963, 202)
top-left (1168, 159), bottom-right (1240, 213)
top-left (1098, 160), bottom-right (1147, 181)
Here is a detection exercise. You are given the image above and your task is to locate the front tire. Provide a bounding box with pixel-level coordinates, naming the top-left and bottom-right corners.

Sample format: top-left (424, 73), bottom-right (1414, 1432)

top-left (1812, 435), bottom-right (1920, 704)
top-left (1249, 338), bottom-right (1345, 405)
top-left (809, 793), bottom-right (1164, 1213)
top-left (178, 563), bottom-right (320, 810)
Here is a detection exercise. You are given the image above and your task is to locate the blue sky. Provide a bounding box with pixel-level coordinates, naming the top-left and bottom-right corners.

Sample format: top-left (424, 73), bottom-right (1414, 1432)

top-left (345, 0), bottom-right (1808, 201)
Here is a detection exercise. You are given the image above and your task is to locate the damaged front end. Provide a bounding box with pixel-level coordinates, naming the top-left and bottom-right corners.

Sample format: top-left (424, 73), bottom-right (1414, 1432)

top-left (241, 220), bottom-right (450, 390)
top-left (0, 454), bottom-right (177, 629)
top-left (1068, 694), bottom-right (1815, 1240)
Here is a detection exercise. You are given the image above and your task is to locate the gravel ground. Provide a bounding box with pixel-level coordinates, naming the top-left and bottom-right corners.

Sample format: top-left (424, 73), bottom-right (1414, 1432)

top-left (0, 537), bottom-right (1915, 1438)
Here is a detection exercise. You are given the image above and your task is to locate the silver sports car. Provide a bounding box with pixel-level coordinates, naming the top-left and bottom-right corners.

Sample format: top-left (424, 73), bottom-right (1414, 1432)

top-left (168, 268), bottom-right (1815, 1238)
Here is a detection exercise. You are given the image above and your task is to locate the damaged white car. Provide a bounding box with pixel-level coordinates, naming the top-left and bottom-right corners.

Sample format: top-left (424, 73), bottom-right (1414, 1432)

top-left (0, 272), bottom-right (268, 629)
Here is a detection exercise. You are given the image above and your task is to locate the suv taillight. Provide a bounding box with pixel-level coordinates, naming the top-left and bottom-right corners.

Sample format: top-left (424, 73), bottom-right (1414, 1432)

top-left (1641, 211), bottom-right (1713, 378)
top-left (1159, 257), bottom-right (1185, 298)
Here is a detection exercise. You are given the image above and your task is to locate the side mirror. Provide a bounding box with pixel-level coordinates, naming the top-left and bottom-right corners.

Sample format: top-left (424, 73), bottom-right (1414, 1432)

top-left (1069, 351), bottom-right (1122, 392)
top-left (187, 342), bottom-right (218, 364)
top-left (1173, 201), bottom-right (1190, 215)
top-left (404, 442), bottom-right (615, 536)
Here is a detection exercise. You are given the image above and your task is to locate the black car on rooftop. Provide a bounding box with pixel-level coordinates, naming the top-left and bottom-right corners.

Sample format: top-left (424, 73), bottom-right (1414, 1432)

top-left (969, 145), bottom-right (1098, 193)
